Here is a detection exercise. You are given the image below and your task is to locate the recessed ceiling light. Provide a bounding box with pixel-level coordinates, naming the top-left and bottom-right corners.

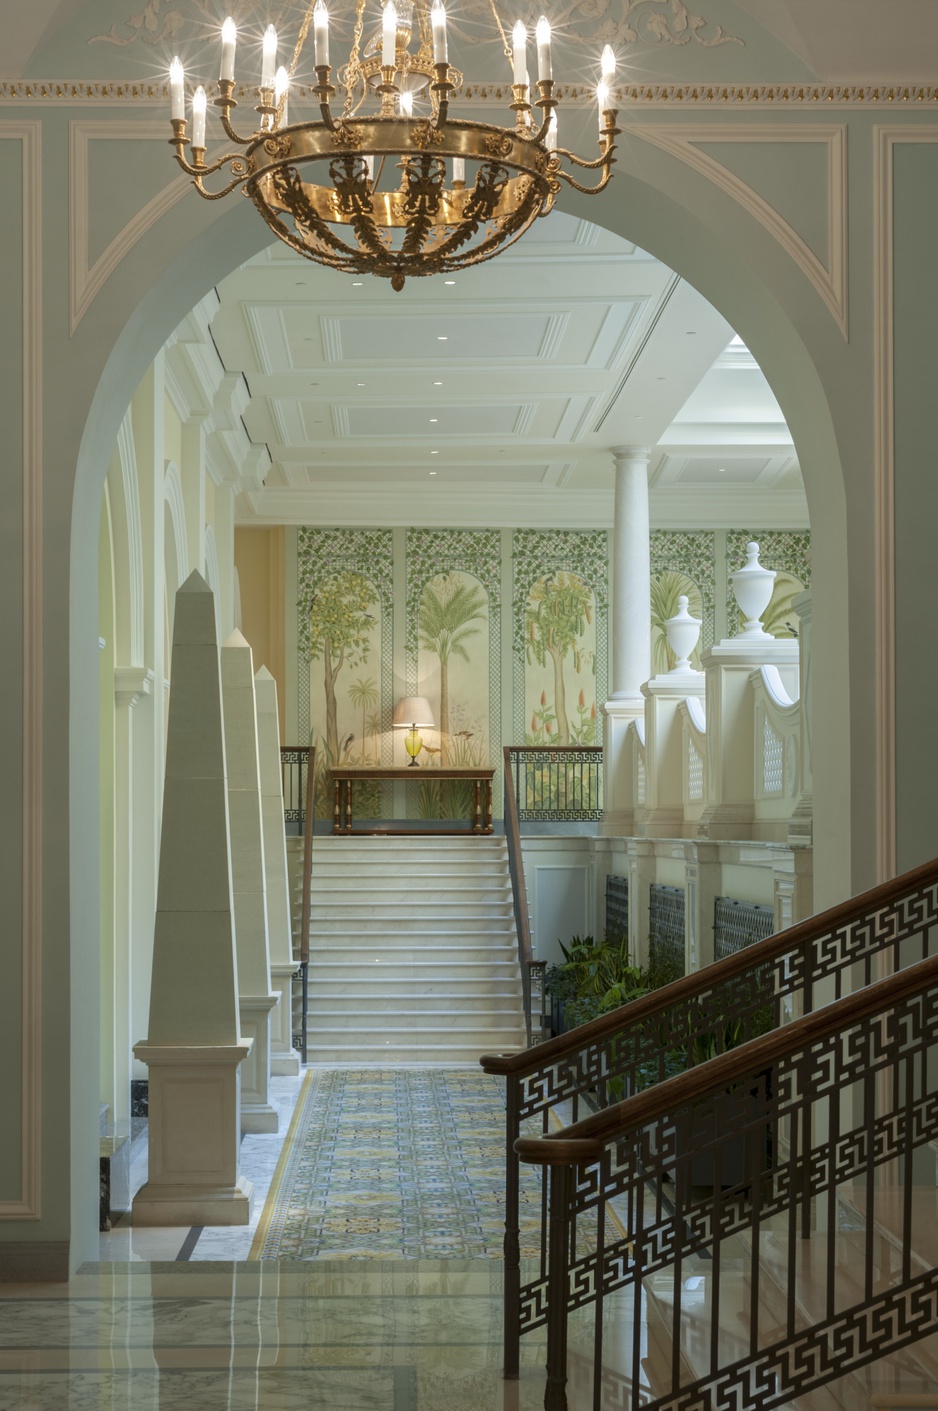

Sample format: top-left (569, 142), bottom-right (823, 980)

top-left (444, 280), bottom-right (456, 285)
top-left (437, 335), bottom-right (448, 341)
top-left (429, 418), bottom-right (438, 423)
top-left (429, 470), bottom-right (437, 476)
top-left (433, 380), bottom-right (443, 386)
top-left (718, 467), bottom-right (726, 473)
top-left (352, 281), bottom-right (363, 286)
top-left (356, 382), bottom-right (366, 386)
top-left (430, 450), bottom-right (439, 455)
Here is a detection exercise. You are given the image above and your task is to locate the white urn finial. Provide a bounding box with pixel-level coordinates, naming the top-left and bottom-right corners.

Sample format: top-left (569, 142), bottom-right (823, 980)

top-left (732, 541), bottom-right (776, 637)
top-left (665, 595), bottom-right (702, 673)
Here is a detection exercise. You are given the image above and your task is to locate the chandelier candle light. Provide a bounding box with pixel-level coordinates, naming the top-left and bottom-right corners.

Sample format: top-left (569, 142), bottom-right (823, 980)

top-left (167, 1), bottom-right (618, 290)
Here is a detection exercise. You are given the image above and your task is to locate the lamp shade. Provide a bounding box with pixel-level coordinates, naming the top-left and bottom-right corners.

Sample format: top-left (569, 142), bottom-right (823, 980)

top-left (392, 696), bottom-right (434, 728)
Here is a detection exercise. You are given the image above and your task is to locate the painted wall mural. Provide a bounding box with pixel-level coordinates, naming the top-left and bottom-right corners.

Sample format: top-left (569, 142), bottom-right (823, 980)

top-left (512, 529), bottom-right (608, 750)
top-left (291, 525), bottom-right (809, 821)
top-left (524, 572), bottom-right (598, 746)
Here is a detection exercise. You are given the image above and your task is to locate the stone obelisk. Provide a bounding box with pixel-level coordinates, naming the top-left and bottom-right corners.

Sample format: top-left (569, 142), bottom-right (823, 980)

top-left (255, 666), bottom-right (302, 1075)
top-left (221, 630), bottom-right (279, 1132)
top-left (133, 571), bottom-right (253, 1226)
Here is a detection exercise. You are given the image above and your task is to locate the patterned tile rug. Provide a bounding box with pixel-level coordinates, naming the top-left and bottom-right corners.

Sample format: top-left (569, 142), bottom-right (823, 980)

top-left (250, 1068), bottom-right (549, 1261)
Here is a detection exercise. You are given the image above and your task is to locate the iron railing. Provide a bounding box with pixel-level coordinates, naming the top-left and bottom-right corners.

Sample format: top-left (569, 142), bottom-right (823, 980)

top-left (480, 855), bottom-right (938, 1383)
top-left (517, 950), bottom-right (938, 1410)
top-left (506, 746), bottom-right (603, 823)
top-left (281, 744), bottom-right (316, 1064)
top-left (503, 746), bottom-right (538, 1047)
top-left (280, 745), bottom-right (312, 833)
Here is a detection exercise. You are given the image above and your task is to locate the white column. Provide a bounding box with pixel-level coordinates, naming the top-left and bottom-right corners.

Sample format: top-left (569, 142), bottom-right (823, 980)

top-left (133, 572), bottom-right (253, 1226)
top-left (112, 667), bottom-right (154, 1122)
top-left (222, 630), bottom-right (280, 1132)
top-left (603, 446), bottom-right (652, 832)
top-left (255, 666), bottom-right (301, 1076)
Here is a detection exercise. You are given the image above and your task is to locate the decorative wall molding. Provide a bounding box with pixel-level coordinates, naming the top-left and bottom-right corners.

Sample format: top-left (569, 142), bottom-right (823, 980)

top-left (69, 120), bottom-right (188, 334)
top-left (115, 413), bottom-right (144, 667)
top-left (8, 80), bottom-right (938, 107)
top-left (163, 460), bottom-right (189, 584)
top-left (870, 128), bottom-right (937, 881)
top-left (0, 122), bottom-right (43, 1221)
top-left (630, 123), bottom-right (848, 336)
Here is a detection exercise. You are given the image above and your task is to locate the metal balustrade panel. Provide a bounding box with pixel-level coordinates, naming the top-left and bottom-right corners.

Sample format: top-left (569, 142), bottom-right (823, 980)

top-left (508, 747), bottom-right (604, 823)
top-left (520, 971), bottom-right (938, 1411)
top-left (650, 883), bottom-right (686, 978)
top-left (605, 875), bottom-right (629, 944)
top-left (714, 896), bottom-right (775, 962)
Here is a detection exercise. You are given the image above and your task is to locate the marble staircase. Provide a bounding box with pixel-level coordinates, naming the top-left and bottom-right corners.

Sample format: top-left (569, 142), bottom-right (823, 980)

top-left (642, 1186), bottom-right (938, 1409)
top-left (293, 834), bottom-right (529, 1063)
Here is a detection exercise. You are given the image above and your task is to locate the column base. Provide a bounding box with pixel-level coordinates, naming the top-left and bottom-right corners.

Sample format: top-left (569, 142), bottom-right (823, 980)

top-left (133, 1176), bottom-right (254, 1227)
top-left (241, 1101), bottom-right (281, 1134)
top-left (269, 962), bottom-right (302, 1074)
top-left (271, 1052), bottom-right (301, 1077)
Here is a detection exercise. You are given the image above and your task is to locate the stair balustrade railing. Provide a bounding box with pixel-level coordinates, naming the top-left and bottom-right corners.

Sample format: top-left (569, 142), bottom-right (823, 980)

top-left (503, 746), bottom-right (538, 1047)
top-left (517, 948), bottom-right (938, 1411)
top-left (480, 856), bottom-right (938, 1382)
top-left (506, 745), bottom-right (604, 823)
top-left (281, 744), bottom-right (316, 1065)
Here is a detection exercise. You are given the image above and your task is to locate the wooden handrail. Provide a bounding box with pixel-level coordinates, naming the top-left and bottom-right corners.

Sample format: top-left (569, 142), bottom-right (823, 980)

top-left (481, 852), bottom-right (938, 1077)
top-left (299, 744), bottom-right (316, 967)
top-left (514, 948), bottom-right (938, 1163)
top-left (502, 745), bottom-right (534, 1045)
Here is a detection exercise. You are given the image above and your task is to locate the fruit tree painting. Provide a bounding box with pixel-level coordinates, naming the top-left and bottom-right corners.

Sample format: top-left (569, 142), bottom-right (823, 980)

top-left (524, 571), bottom-right (597, 746)
top-left (305, 569), bottom-right (381, 769)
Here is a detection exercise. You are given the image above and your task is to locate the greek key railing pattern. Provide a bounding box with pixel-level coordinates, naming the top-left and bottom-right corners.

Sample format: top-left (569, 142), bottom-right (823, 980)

top-left (480, 858), bottom-right (938, 1387)
top-left (280, 746), bottom-right (310, 830)
top-left (507, 746), bottom-right (603, 823)
top-left (519, 960), bottom-right (938, 1410)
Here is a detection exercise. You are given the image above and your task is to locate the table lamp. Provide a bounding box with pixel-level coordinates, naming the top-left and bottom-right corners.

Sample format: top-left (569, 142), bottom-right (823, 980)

top-left (392, 696), bottom-right (435, 766)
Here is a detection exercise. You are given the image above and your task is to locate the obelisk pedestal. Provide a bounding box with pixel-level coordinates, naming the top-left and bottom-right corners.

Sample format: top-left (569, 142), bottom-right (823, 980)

top-left (133, 571), bottom-right (253, 1226)
top-left (255, 666), bottom-right (301, 1075)
top-left (222, 630), bottom-right (280, 1133)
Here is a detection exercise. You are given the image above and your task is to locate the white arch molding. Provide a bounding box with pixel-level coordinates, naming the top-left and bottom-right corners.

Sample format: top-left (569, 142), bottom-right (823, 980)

top-left (203, 524), bottom-right (221, 643)
top-left (67, 157), bottom-right (860, 1262)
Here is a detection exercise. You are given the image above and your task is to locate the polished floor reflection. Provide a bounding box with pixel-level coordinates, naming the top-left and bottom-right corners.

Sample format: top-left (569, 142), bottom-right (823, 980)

top-left (2, 1068), bottom-right (936, 1409)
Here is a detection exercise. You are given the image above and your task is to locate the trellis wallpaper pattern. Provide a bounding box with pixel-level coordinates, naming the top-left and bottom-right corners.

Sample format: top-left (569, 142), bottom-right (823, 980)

top-left (292, 526), bottom-right (811, 813)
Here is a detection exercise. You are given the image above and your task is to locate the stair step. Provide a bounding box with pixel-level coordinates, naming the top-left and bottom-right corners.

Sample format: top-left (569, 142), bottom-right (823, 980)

top-left (305, 1005), bottom-right (527, 1028)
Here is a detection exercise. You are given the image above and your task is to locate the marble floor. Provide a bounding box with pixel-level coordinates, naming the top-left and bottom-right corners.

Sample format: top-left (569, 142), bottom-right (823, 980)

top-left (1, 1068), bottom-right (936, 1409)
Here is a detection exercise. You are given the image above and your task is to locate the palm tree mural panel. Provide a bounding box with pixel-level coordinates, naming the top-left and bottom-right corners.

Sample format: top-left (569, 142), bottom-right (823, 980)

top-left (417, 571), bottom-right (489, 819)
top-left (524, 571), bottom-right (597, 748)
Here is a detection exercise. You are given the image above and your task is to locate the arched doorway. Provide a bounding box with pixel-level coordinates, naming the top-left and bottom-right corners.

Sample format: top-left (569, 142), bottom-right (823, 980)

top-left (69, 176), bottom-right (848, 1261)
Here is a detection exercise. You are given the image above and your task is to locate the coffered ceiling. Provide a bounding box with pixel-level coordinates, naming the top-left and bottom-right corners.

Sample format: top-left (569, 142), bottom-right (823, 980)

top-left (209, 212), bottom-right (806, 530)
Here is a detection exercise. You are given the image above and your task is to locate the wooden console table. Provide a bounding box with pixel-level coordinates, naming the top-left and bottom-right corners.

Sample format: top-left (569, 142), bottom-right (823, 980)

top-left (331, 766), bottom-right (495, 835)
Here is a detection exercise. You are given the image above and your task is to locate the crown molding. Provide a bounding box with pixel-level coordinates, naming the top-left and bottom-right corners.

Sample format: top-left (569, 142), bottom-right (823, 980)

top-left (6, 79), bottom-right (938, 106)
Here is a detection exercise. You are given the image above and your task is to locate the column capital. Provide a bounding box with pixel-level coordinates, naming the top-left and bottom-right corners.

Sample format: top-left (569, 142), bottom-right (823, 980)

top-left (114, 665), bottom-right (155, 710)
top-left (610, 445), bottom-right (651, 467)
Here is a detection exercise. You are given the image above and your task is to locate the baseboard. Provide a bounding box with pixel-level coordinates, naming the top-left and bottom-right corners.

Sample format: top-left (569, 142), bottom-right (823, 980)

top-left (0, 1241), bottom-right (70, 1282)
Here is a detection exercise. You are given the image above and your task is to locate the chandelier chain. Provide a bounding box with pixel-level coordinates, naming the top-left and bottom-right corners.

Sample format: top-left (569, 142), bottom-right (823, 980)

top-left (487, 0), bottom-right (515, 74)
top-left (344, 0), bottom-right (368, 118)
top-left (289, 0), bottom-right (318, 81)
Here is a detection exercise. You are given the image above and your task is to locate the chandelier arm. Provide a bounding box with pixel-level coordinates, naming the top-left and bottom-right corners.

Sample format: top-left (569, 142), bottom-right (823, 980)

top-left (211, 85), bottom-right (254, 146)
top-left (171, 144), bottom-right (250, 188)
top-left (552, 143), bottom-right (614, 172)
top-left (554, 164), bottom-right (615, 196)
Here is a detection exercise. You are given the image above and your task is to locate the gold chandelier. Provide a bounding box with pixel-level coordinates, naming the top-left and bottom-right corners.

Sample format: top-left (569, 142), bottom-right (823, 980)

top-left (168, 0), bottom-right (619, 290)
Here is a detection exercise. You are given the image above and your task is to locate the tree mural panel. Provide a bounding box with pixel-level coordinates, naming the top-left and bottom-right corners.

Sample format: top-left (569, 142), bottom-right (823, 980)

top-left (416, 570), bottom-right (490, 820)
top-left (524, 571), bottom-right (597, 747)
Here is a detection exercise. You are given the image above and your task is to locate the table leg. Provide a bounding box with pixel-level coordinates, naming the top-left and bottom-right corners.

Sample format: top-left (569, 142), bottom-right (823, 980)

top-left (473, 779), bottom-right (482, 833)
top-left (345, 778), bottom-right (353, 833)
top-left (333, 779), bottom-right (341, 834)
top-left (485, 780), bottom-right (493, 834)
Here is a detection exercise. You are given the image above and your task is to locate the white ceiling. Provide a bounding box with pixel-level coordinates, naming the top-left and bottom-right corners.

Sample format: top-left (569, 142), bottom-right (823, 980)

top-left (209, 213), bottom-right (806, 530)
